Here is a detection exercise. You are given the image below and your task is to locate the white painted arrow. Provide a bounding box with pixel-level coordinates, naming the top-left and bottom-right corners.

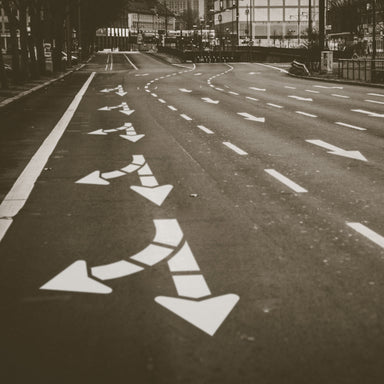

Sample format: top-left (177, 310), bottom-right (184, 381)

top-left (237, 112), bottom-right (265, 123)
top-left (88, 123), bottom-right (132, 136)
top-left (288, 95), bottom-right (313, 101)
top-left (100, 85), bottom-right (127, 96)
top-left (98, 102), bottom-right (135, 116)
top-left (306, 139), bottom-right (367, 161)
top-left (41, 260), bottom-right (112, 294)
top-left (202, 97), bottom-right (219, 104)
top-left (179, 88), bottom-right (192, 93)
top-left (352, 109), bottom-right (384, 118)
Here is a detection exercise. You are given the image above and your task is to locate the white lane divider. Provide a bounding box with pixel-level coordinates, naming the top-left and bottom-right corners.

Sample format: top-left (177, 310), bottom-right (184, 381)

top-left (367, 93), bottom-right (384, 97)
top-left (288, 95), bottom-right (313, 102)
top-left (352, 109), bottom-right (384, 118)
top-left (331, 94), bottom-right (350, 99)
top-left (265, 169), bottom-right (307, 193)
top-left (305, 90), bottom-right (320, 94)
top-left (246, 96), bottom-right (259, 101)
top-left (313, 85), bottom-right (343, 89)
top-left (179, 88), bottom-right (192, 93)
top-left (249, 87), bottom-right (266, 91)
top-left (123, 53), bottom-right (138, 70)
top-left (284, 86), bottom-right (296, 89)
top-left (296, 111), bottom-right (317, 118)
top-left (228, 91), bottom-right (239, 95)
top-left (0, 72), bottom-right (96, 243)
top-left (180, 114), bottom-right (192, 121)
top-left (98, 102), bottom-right (135, 116)
top-left (158, 98), bottom-right (166, 104)
top-left (194, 73), bottom-right (202, 76)
top-left (168, 105), bottom-right (178, 111)
top-left (100, 84), bottom-right (127, 97)
top-left (41, 219), bottom-right (239, 336)
top-left (223, 142), bottom-right (248, 156)
top-left (238, 112), bottom-right (265, 123)
top-left (365, 99), bottom-right (384, 105)
top-left (267, 103), bottom-right (283, 108)
top-left (197, 125), bottom-right (214, 134)
top-left (306, 139), bottom-right (367, 161)
top-left (335, 122), bottom-right (366, 131)
top-left (75, 155), bottom-right (173, 206)
top-left (202, 97), bottom-right (219, 104)
top-left (347, 222), bottom-right (384, 249)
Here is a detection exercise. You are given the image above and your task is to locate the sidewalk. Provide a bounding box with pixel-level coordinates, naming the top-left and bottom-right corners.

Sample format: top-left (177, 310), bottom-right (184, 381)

top-left (0, 64), bottom-right (85, 109)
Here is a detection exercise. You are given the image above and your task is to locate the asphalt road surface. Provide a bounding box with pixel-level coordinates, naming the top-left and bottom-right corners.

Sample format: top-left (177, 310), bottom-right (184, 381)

top-left (1, 52), bottom-right (384, 384)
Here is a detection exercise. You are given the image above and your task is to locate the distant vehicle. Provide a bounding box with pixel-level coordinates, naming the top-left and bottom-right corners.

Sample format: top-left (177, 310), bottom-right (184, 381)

top-left (61, 51), bottom-right (78, 64)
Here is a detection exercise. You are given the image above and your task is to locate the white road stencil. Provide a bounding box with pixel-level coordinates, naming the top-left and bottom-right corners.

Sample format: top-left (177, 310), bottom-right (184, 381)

top-left (100, 84), bottom-right (127, 97)
top-left (88, 122), bottom-right (144, 142)
top-left (75, 155), bottom-right (173, 205)
top-left (306, 139), bottom-right (367, 161)
top-left (237, 112), bottom-right (265, 122)
top-left (98, 102), bottom-right (135, 116)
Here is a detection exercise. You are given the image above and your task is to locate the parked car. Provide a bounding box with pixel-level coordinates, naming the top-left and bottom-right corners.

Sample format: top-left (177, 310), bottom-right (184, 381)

top-left (61, 51), bottom-right (78, 64)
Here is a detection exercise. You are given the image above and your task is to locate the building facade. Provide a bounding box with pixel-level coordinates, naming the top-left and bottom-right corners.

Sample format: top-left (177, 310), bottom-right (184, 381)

top-left (214, 0), bottom-right (319, 47)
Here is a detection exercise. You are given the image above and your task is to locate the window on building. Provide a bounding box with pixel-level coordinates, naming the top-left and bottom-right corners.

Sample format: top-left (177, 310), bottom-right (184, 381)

top-left (254, 8), bottom-right (268, 21)
top-left (270, 8), bottom-right (283, 21)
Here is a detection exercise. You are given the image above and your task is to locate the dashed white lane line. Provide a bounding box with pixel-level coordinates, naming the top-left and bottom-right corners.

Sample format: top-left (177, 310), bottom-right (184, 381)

top-left (249, 87), bottom-right (266, 91)
top-left (365, 99), bottom-right (384, 105)
top-left (288, 95), bottom-right (313, 102)
top-left (265, 169), bottom-right (308, 193)
top-left (158, 99), bottom-right (166, 103)
top-left (246, 96), bottom-right (259, 101)
top-left (305, 90), bottom-right (320, 94)
top-left (267, 103), bottom-right (283, 108)
top-left (223, 142), bottom-right (248, 156)
top-left (180, 114), bottom-right (192, 121)
top-left (151, 93), bottom-right (158, 97)
top-left (296, 111), bottom-right (317, 118)
top-left (228, 91), bottom-right (239, 95)
top-left (145, 89), bottom-right (150, 93)
top-left (284, 86), bottom-right (296, 89)
top-left (347, 223), bottom-right (384, 249)
top-left (367, 93), bottom-right (384, 97)
top-left (215, 88), bottom-right (224, 91)
top-left (197, 125), bottom-right (214, 134)
top-left (332, 94), bottom-right (350, 99)
top-left (0, 72), bottom-right (96, 242)
top-left (335, 122), bottom-right (367, 131)
top-left (168, 105), bottom-right (177, 111)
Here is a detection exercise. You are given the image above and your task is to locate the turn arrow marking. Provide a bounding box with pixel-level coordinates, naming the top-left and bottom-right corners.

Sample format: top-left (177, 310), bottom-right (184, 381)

top-left (202, 97), bottom-right (219, 104)
top-left (306, 139), bottom-right (367, 161)
top-left (100, 85), bottom-right (127, 96)
top-left (98, 102), bottom-right (135, 116)
top-left (237, 112), bottom-right (265, 123)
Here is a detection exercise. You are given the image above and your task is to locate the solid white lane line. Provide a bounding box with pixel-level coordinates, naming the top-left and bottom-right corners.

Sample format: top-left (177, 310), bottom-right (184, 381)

top-left (223, 142), bottom-right (248, 155)
top-left (331, 94), bottom-right (350, 98)
top-left (335, 122), bottom-right (367, 131)
top-left (197, 125), bottom-right (214, 134)
top-left (180, 114), bottom-right (192, 121)
top-left (0, 72), bottom-right (96, 242)
top-left (267, 103), bottom-right (283, 108)
top-left (256, 63), bottom-right (289, 73)
top-left (365, 99), bottom-right (384, 105)
top-left (347, 223), bottom-right (384, 249)
top-left (123, 54), bottom-right (138, 70)
top-left (168, 105), bottom-right (177, 111)
top-left (296, 111), bottom-right (317, 117)
top-left (367, 93), bottom-right (384, 97)
top-left (246, 96), bottom-right (259, 101)
top-left (265, 169), bottom-right (308, 193)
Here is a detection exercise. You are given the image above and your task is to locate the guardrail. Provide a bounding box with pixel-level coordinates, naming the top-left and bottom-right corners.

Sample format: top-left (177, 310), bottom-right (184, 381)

top-left (338, 59), bottom-right (384, 83)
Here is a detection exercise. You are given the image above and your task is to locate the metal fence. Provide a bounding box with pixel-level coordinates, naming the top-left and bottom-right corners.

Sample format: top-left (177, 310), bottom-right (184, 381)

top-left (338, 59), bottom-right (384, 83)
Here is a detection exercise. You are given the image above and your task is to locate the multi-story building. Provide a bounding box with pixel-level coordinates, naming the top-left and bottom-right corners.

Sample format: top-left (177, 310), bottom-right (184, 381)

top-left (165, 0), bottom-right (206, 18)
top-left (213, 0), bottom-right (319, 47)
top-left (1, 8), bottom-right (12, 52)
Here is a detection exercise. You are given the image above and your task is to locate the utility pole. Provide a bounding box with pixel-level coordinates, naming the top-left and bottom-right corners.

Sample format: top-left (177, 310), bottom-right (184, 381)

top-left (319, 0), bottom-right (325, 51)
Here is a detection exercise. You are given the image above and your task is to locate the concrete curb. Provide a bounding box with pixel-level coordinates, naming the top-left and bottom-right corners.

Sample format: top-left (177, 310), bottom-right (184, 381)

top-left (0, 63), bottom-right (86, 110)
top-left (287, 72), bottom-right (384, 89)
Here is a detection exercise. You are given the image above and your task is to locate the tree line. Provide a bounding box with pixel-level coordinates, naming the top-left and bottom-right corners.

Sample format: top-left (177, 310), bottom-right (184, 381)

top-left (0, 0), bottom-right (126, 89)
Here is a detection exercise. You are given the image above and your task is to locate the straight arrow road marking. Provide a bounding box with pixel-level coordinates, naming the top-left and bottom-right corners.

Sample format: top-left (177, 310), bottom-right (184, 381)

top-left (352, 109), bottom-right (384, 118)
top-left (237, 112), bottom-right (265, 122)
top-left (265, 169), bottom-right (308, 193)
top-left (306, 139), bottom-right (367, 161)
top-left (202, 97), bottom-right (219, 104)
top-left (347, 223), bottom-right (384, 249)
top-left (288, 95), bottom-right (313, 101)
